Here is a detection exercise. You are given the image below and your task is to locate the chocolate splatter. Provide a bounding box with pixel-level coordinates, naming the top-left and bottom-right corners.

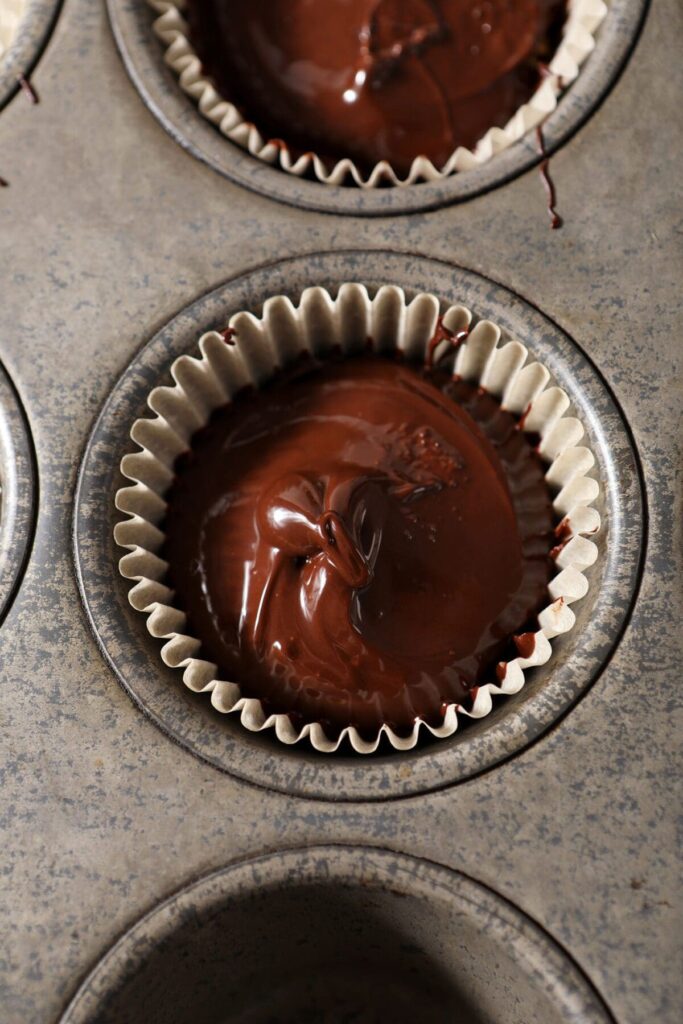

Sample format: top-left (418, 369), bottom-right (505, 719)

top-left (17, 73), bottom-right (39, 105)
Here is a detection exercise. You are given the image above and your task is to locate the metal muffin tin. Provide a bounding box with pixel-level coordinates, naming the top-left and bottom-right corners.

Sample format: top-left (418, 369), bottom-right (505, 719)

top-left (0, 0), bottom-right (62, 111)
top-left (107, 0), bottom-right (649, 215)
top-left (1, 0), bottom-right (680, 1022)
top-left (60, 847), bottom-right (614, 1024)
top-left (0, 360), bottom-right (36, 625)
top-left (75, 251), bottom-right (643, 800)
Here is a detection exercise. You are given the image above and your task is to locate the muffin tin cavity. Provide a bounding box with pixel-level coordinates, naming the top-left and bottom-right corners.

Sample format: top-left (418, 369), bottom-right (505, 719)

top-left (74, 250), bottom-right (643, 800)
top-left (107, 0), bottom-right (647, 214)
top-left (60, 847), bottom-right (614, 1024)
top-left (0, 361), bottom-right (36, 626)
top-left (0, 0), bottom-right (62, 111)
top-left (115, 285), bottom-right (601, 755)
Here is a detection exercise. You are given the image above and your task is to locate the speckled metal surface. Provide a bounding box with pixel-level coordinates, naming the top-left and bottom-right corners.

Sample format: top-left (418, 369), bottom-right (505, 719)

top-left (0, 0), bottom-right (62, 111)
top-left (74, 252), bottom-right (643, 800)
top-left (60, 847), bottom-right (614, 1024)
top-left (0, 360), bottom-right (36, 626)
top-left (0, 0), bottom-right (680, 1021)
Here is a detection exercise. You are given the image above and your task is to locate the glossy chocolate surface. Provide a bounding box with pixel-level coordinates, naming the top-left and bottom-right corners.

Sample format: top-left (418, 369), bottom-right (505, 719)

top-left (163, 352), bottom-right (554, 737)
top-left (187, 0), bottom-right (567, 175)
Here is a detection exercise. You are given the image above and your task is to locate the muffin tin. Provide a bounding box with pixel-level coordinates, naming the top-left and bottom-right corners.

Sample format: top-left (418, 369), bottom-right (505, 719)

top-left (75, 251), bottom-right (642, 798)
top-left (107, 0), bottom-right (648, 213)
top-left (111, 278), bottom-right (604, 755)
top-left (0, 360), bottom-right (35, 624)
top-left (61, 847), bottom-right (613, 1024)
top-left (1, 0), bottom-right (680, 1022)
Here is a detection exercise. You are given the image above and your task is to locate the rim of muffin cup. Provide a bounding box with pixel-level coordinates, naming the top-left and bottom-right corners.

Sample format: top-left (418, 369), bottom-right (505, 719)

top-left (146, 0), bottom-right (608, 189)
top-left (114, 284), bottom-right (601, 755)
top-left (0, 0), bottom-right (27, 61)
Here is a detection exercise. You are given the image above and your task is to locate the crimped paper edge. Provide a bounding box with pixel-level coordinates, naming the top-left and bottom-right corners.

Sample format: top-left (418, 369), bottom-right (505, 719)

top-left (114, 284), bottom-right (602, 754)
top-left (146, 0), bottom-right (608, 188)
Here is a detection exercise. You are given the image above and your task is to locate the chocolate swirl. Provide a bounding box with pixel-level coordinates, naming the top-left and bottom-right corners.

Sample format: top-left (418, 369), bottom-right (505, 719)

top-left (163, 354), bottom-right (554, 737)
top-left (187, 0), bottom-right (567, 175)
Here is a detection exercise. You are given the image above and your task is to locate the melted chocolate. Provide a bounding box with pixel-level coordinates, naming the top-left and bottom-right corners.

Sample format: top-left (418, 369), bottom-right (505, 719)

top-left (187, 0), bottom-right (568, 175)
top-left (426, 316), bottom-right (469, 368)
top-left (536, 124), bottom-right (563, 229)
top-left (549, 537), bottom-right (569, 560)
top-left (513, 631), bottom-right (536, 658)
top-left (2, 75), bottom-right (41, 188)
top-left (16, 73), bottom-right (39, 105)
top-left (554, 515), bottom-right (572, 541)
top-left (163, 353), bottom-right (555, 737)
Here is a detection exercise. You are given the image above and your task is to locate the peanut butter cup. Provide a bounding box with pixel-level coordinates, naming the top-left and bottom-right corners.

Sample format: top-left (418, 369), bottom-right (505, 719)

top-left (186, 0), bottom-right (568, 176)
top-left (162, 351), bottom-right (555, 739)
top-left (116, 286), bottom-right (602, 752)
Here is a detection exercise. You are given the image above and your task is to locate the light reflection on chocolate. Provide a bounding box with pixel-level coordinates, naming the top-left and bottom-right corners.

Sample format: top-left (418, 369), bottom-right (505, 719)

top-left (187, 0), bottom-right (567, 175)
top-left (163, 352), bottom-right (555, 737)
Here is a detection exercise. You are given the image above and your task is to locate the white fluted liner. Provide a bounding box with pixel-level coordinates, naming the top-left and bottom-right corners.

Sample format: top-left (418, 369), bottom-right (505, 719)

top-left (0, 0), bottom-right (26, 60)
top-left (115, 285), bottom-right (601, 754)
top-left (146, 0), bottom-right (608, 188)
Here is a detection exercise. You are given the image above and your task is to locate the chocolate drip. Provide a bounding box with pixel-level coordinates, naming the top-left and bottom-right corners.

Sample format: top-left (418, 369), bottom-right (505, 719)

top-left (2, 74), bottom-right (41, 188)
top-left (187, 0), bottom-right (568, 176)
top-left (536, 125), bottom-right (563, 230)
top-left (426, 316), bottom-right (469, 369)
top-left (16, 73), bottom-right (39, 105)
top-left (164, 353), bottom-right (555, 737)
top-left (517, 403), bottom-right (533, 431)
top-left (513, 631), bottom-right (537, 658)
top-left (554, 515), bottom-right (572, 541)
top-left (550, 537), bottom-right (569, 560)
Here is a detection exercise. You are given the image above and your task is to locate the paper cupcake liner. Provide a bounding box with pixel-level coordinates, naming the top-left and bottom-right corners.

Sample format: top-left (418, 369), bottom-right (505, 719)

top-left (147, 0), bottom-right (608, 188)
top-left (0, 0), bottom-right (26, 61)
top-left (114, 285), bottom-right (601, 754)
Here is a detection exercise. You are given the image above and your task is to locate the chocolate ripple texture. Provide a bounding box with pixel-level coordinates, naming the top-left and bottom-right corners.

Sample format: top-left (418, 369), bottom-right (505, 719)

top-left (186, 0), bottom-right (567, 176)
top-left (163, 355), bottom-right (555, 738)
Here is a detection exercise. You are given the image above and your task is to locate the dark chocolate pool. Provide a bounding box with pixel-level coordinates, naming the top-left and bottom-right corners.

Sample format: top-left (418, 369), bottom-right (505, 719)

top-left (163, 351), bottom-right (555, 739)
top-left (186, 0), bottom-right (567, 176)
